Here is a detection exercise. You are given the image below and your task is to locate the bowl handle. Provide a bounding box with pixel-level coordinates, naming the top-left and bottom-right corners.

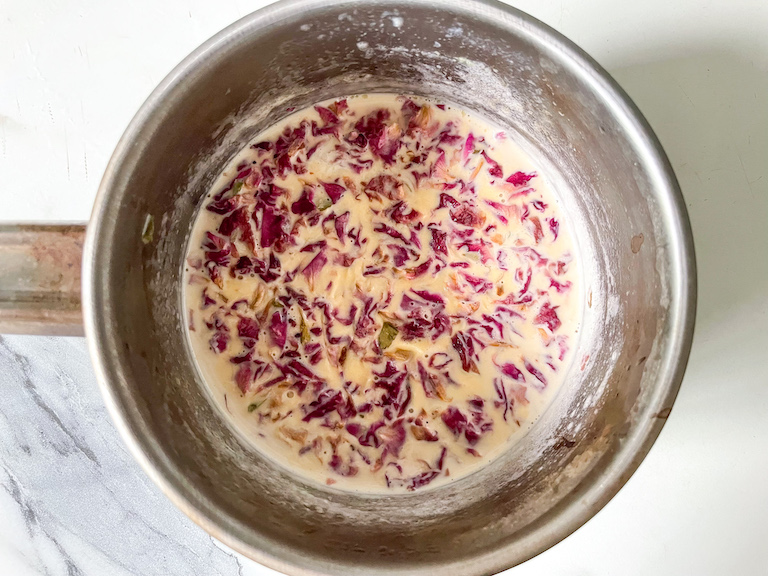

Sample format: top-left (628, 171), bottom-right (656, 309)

top-left (0, 224), bottom-right (86, 336)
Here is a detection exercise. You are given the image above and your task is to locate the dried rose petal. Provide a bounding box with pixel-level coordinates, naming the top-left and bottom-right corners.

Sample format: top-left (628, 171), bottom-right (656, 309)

top-left (209, 331), bottom-right (228, 354)
top-left (524, 360), bottom-right (548, 388)
top-left (235, 363), bottom-right (253, 393)
top-left (365, 174), bottom-right (402, 201)
top-left (430, 227), bottom-right (448, 256)
top-left (500, 362), bottom-right (524, 381)
top-left (321, 181), bottom-right (346, 204)
top-left (291, 187), bottom-right (316, 215)
top-left (506, 171), bottom-right (537, 186)
top-left (301, 251), bottom-right (328, 287)
top-left (462, 133), bottom-right (475, 161)
top-left (549, 217), bottom-right (560, 240)
top-left (450, 204), bottom-right (486, 228)
top-left (534, 302), bottom-right (561, 332)
top-left (374, 223), bottom-right (409, 244)
top-left (315, 105), bottom-right (339, 124)
top-left (481, 151), bottom-right (503, 178)
top-left (260, 207), bottom-right (287, 248)
top-left (269, 310), bottom-right (287, 348)
top-left (452, 332), bottom-right (478, 373)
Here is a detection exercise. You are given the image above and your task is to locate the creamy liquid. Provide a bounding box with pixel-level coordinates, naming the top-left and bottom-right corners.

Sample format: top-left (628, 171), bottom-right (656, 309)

top-left (184, 94), bottom-right (580, 492)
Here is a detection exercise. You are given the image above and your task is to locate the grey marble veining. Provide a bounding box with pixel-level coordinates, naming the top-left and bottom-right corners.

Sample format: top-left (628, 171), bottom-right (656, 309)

top-left (0, 336), bottom-right (275, 576)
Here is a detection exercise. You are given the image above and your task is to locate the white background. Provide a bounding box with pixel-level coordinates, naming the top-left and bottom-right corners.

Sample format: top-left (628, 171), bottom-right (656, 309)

top-left (1, 0), bottom-right (767, 574)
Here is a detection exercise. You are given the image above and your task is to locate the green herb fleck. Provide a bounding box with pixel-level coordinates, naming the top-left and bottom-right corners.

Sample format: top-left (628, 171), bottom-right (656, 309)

top-left (378, 322), bottom-right (399, 350)
top-left (248, 400), bottom-right (265, 412)
top-left (232, 181), bottom-right (244, 195)
top-left (300, 313), bottom-right (310, 344)
top-left (141, 214), bottom-right (154, 245)
top-left (271, 298), bottom-right (284, 309)
top-left (316, 197), bottom-right (333, 211)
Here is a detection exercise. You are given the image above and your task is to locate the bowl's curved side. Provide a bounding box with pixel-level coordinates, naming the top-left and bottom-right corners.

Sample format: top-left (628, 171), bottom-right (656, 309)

top-left (83, 1), bottom-right (696, 574)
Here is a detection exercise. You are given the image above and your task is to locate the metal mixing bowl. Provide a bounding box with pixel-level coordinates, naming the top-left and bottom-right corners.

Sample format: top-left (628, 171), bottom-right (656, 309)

top-left (80, 0), bottom-right (696, 574)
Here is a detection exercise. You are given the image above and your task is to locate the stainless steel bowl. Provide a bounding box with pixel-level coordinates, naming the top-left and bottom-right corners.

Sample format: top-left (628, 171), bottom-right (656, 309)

top-left (2, 0), bottom-right (696, 574)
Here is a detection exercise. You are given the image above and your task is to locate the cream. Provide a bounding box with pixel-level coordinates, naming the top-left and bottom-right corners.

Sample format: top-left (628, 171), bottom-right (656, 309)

top-left (184, 94), bottom-right (580, 492)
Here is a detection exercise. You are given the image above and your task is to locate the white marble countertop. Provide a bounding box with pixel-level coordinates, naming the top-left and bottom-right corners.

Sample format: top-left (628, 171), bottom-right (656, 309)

top-left (2, 0), bottom-right (767, 574)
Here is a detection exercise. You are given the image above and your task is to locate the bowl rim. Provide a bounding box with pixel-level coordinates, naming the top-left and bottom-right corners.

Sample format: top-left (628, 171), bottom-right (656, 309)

top-left (83, 0), bottom-right (697, 574)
